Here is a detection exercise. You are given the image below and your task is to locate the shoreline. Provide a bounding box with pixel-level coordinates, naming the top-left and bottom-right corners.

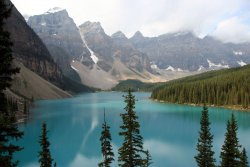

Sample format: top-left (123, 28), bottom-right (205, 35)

top-left (151, 98), bottom-right (250, 112)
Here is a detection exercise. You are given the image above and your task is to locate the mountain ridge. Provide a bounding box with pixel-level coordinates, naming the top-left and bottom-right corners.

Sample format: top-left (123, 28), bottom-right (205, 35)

top-left (4, 0), bottom-right (92, 99)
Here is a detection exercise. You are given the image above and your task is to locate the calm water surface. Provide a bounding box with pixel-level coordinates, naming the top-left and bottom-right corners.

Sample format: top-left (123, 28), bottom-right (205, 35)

top-left (15, 92), bottom-right (250, 167)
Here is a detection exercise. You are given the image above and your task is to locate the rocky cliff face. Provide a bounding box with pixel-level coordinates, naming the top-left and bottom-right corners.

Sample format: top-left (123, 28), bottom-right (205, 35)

top-left (4, 2), bottom-right (62, 85)
top-left (130, 31), bottom-right (250, 71)
top-left (27, 8), bottom-right (93, 81)
top-left (79, 21), bottom-right (113, 71)
top-left (27, 8), bottom-right (91, 62)
top-left (111, 31), bottom-right (152, 73)
top-left (79, 21), bottom-right (152, 73)
top-left (4, 1), bottom-right (91, 93)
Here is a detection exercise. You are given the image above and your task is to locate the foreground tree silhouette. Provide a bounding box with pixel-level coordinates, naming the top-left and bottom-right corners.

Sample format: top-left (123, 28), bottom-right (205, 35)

top-left (143, 150), bottom-right (152, 167)
top-left (0, 0), bottom-right (23, 166)
top-left (220, 114), bottom-right (241, 167)
top-left (99, 109), bottom-right (114, 167)
top-left (38, 123), bottom-right (53, 167)
top-left (194, 105), bottom-right (215, 167)
top-left (240, 148), bottom-right (249, 167)
top-left (118, 89), bottom-right (146, 167)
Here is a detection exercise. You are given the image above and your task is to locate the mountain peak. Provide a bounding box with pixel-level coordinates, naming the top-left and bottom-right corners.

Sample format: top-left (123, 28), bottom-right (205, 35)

top-left (133, 31), bottom-right (144, 38)
top-left (111, 31), bottom-right (127, 39)
top-left (44, 7), bottom-right (66, 14)
top-left (79, 21), bottom-right (104, 34)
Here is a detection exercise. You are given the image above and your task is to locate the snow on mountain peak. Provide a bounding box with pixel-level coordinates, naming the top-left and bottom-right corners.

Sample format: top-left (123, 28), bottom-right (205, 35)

top-left (45, 7), bottom-right (65, 14)
top-left (237, 60), bottom-right (247, 66)
top-left (207, 59), bottom-right (229, 68)
top-left (165, 66), bottom-right (176, 71)
top-left (233, 51), bottom-right (243, 56)
top-left (198, 65), bottom-right (205, 71)
top-left (80, 33), bottom-right (99, 64)
top-left (150, 62), bottom-right (159, 69)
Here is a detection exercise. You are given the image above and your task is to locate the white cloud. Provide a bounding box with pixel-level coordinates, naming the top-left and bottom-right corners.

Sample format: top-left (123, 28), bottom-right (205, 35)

top-left (143, 139), bottom-right (185, 157)
top-left (11, 0), bottom-right (250, 42)
top-left (212, 17), bottom-right (250, 43)
top-left (69, 153), bottom-right (100, 167)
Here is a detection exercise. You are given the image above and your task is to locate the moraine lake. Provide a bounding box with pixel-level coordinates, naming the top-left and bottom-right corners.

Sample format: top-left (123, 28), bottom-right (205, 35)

top-left (15, 92), bottom-right (250, 167)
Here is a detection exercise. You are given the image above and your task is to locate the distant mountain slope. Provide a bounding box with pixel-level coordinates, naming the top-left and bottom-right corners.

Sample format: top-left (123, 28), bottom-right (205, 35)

top-left (79, 21), bottom-right (153, 73)
top-left (27, 8), bottom-right (93, 81)
top-left (4, 1), bottom-right (62, 84)
top-left (70, 21), bottom-right (162, 89)
top-left (11, 62), bottom-right (71, 100)
top-left (112, 79), bottom-right (163, 92)
top-left (151, 65), bottom-right (250, 109)
top-left (4, 0), bottom-right (92, 96)
top-left (27, 10), bottom-right (160, 89)
top-left (130, 31), bottom-right (250, 71)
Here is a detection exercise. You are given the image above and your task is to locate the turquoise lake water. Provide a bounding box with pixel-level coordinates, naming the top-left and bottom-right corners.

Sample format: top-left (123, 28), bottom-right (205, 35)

top-left (15, 92), bottom-right (250, 167)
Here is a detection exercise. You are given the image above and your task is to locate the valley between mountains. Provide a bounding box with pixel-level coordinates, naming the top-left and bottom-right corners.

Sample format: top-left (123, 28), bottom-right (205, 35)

top-left (4, 1), bottom-right (250, 99)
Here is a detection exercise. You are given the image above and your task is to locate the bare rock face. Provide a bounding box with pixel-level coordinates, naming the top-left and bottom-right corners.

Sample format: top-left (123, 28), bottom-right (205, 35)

top-left (79, 21), bottom-right (153, 73)
top-left (4, 1), bottom-right (63, 85)
top-left (111, 31), bottom-right (152, 73)
top-left (79, 21), bottom-right (113, 72)
top-left (130, 31), bottom-right (250, 71)
top-left (27, 8), bottom-right (91, 61)
top-left (4, 1), bottom-right (91, 93)
top-left (27, 8), bottom-right (93, 80)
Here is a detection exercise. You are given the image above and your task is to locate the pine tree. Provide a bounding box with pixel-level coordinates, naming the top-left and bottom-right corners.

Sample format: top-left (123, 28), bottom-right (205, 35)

top-left (118, 89), bottom-right (145, 167)
top-left (194, 105), bottom-right (215, 167)
top-left (38, 122), bottom-right (53, 167)
top-left (99, 109), bottom-right (114, 167)
top-left (240, 148), bottom-right (249, 167)
top-left (143, 150), bottom-right (152, 167)
top-left (220, 114), bottom-right (241, 167)
top-left (23, 100), bottom-right (29, 115)
top-left (0, 0), bottom-right (23, 166)
top-left (0, 0), bottom-right (19, 91)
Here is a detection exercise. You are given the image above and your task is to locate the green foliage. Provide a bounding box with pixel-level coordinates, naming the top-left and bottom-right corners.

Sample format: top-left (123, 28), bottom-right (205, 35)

top-left (240, 148), bottom-right (249, 167)
top-left (0, 1), bottom-right (23, 166)
top-left (118, 89), bottom-right (147, 167)
top-left (194, 105), bottom-right (215, 167)
top-left (112, 79), bottom-right (163, 92)
top-left (38, 123), bottom-right (53, 167)
top-left (143, 150), bottom-right (152, 167)
top-left (151, 65), bottom-right (250, 108)
top-left (61, 76), bottom-right (94, 93)
top-left (99, 110), bottom-right (115, 167)
top-left (220, 114), bottom-right (242, 167)
top-left (0, 1), bottom-right (19, 91)
top-left (0, 96), bottom-right (23, 167)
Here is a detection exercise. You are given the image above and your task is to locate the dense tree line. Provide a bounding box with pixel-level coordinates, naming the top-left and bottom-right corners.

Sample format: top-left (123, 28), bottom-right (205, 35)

top-left (151, 65), bottom-right (250, 109)
top-left (195, 106), bottom-right (249, 167)
top-left (112, 79), bottom-right (163, 92)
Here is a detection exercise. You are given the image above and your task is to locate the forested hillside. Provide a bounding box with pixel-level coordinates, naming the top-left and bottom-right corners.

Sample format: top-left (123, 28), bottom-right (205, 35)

top-left (112, 79), bottom-right (162, 92)
top-left (151, 65), bottom-right (250, 109)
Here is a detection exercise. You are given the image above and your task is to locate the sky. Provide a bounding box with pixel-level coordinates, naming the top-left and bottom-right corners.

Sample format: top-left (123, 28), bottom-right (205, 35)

top-left (11, 0), bottom-right (250, 43)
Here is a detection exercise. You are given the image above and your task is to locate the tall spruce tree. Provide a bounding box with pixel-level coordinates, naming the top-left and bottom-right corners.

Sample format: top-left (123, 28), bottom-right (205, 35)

top-left (118, 89), bottom-right (145, 167)
top-left (0, 0), bottom-right (23, 166)
top-left (143, 150), bottom-right (152, 167)
top-left (99, 109), bottom-right (114, 167)
top-left (220, 114), bottom-right (241, 167)
top-left (240, 148), bottom-right (249, 167)
top-left (194, 105), bottom-right (215, 167)
top-left (38, 122), bottom-right (53, 167)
